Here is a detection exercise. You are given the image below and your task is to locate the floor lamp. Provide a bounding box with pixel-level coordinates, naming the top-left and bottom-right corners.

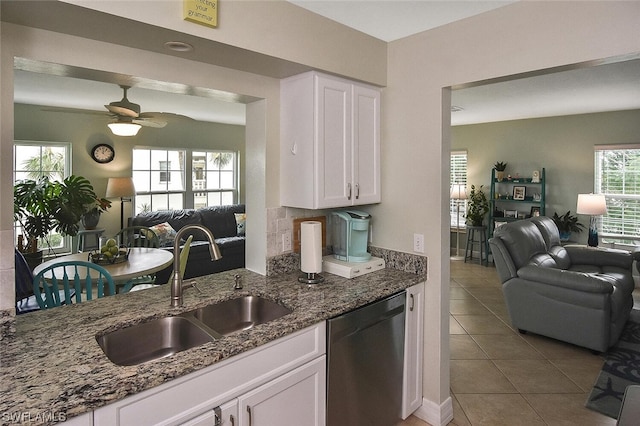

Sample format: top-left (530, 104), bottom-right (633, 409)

top-left (106, 177), bottom-right (136, 230)
top-left (451, 184), bottom-right (467, 258)
top-left (576, 193), bottom-right (607, 247)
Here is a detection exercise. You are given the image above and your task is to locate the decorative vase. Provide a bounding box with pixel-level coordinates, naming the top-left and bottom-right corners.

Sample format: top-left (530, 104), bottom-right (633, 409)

top-left (496, 171), bottom-right (505, 182)
top-left (82, 209), bottom-right (101, 230)
top-left (559, 231), bottom-right (571, 242)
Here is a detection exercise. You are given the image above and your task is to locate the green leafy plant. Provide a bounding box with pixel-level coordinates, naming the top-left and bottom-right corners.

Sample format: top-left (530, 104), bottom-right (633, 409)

top-left (14, 175), bottom-right (109, 253)
top-left (494, 161), bottom-right (507, 171)
top-left (552, 211), bottom-right (585, 234)
top-left (465, 184), bottom-right (490, 226)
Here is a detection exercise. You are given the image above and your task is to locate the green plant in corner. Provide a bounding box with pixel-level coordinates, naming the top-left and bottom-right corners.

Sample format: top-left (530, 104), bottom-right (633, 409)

top-left (552, 211), bottom-right (585, 240)
top-left (14, 175), bottom-right (109, 254)
top-left (465, 184), bottom-right (490, 227)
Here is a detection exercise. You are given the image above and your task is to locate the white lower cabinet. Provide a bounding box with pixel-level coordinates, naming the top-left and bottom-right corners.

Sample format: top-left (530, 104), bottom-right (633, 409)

top-left (237, 356), bottom-right (325, 426)
top-left (402, 282), bottom-right (425, 418)
top-left (93, 323), bottom-right (325, 426)
top-left (180, 400), bottom-right (237, 426)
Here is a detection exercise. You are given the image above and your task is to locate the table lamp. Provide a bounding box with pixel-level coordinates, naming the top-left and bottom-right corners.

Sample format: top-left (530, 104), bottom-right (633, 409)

top-left (106, 177), bottom-right (136, 230)
top-left (451, 184), bottom-right (467, 258)
top-left (576, 193), bottom-right (607, 247)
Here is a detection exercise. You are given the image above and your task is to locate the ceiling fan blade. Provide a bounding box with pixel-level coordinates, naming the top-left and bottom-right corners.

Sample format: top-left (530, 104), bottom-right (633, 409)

top-left (105, 104), bottom-right (139, 118)
top-left (133, 118), bottom-right (167, 128)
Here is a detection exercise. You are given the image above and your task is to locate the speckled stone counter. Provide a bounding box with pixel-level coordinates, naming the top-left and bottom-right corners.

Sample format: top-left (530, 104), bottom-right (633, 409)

top-left (0, 267), bottom-right (422, 425)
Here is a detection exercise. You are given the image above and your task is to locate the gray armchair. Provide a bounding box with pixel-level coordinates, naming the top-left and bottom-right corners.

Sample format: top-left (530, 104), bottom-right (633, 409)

top-left (489, 216), bottom-right (636, 352)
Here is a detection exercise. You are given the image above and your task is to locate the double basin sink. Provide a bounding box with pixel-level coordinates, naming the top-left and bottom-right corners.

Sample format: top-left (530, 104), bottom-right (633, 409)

top-left (97, 296), bottom-right (292, 366)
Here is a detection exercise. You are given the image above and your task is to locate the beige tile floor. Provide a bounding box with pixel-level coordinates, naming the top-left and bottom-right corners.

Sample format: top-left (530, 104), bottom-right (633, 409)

top-left (398, 259), bottom-right (621, 426)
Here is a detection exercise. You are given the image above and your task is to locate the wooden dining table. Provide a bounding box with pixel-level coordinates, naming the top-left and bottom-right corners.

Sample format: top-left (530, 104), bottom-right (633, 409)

top-left (33, 247), bottom-right (174, 290)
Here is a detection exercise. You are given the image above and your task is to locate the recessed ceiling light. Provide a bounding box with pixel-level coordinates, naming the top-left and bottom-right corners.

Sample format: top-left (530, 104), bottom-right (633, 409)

top-left (164, 41), bottom-right (194, 52)
top-left (451, 106), bottom-right (464, 112)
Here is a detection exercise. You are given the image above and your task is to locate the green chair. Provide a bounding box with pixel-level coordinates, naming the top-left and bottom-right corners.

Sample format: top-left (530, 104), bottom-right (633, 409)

top-left (32, 260), bottom-right (115, 309)
top-left (113, 226), bottom-right (159, 248)
top-left (130, 235), bottom-right (193, 292)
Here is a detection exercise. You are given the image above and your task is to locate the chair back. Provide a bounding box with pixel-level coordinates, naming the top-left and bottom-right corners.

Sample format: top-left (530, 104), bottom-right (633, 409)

top-left (114, 226), bottom-right (159, 248)
top-left (174, 235), bottom-right (193, 283)
top-left (15, 249), bottom-right (34, 302)
top-left (32, 260), bottom-right (115, 309)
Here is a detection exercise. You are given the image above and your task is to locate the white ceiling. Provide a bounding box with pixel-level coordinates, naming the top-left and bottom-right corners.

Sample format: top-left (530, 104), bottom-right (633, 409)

top-left (12, 1), bottom-right (640, 127)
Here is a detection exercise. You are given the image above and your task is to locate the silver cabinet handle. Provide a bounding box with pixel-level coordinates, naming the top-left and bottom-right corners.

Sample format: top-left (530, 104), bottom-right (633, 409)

top-left (347, 183), bottom-right (352, 200)
top-left (213, 406), bottom-right (222, 426)
top-left (410, 293), bottom-right (414, 311)
top-left (230, 414), bottom-right (235, 426)
top-left (355, 183), bottom-right (360, 199)
top-left (247, 405), bottom-right (252, 426)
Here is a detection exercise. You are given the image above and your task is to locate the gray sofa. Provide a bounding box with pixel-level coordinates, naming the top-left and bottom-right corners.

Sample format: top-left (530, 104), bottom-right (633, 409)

top-left (489, 216), bottom-right (636, 352)
top-left (131, 204), bottom-right (245, 282)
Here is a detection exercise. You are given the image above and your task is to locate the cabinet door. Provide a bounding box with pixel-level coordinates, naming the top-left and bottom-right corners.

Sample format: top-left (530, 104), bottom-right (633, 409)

top-left (237, 357), bottom-right (326, 426)
top-left (402, 282), bottom-right (425, 418)
top-left (316, 74), bottom-right (352, 209)
top-left (352, 84), bottom-right (381, 205)
top-left (180, 400), bottom-right (238, 426)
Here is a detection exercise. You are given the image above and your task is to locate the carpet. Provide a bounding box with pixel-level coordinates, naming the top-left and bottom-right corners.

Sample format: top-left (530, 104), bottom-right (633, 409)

top-left (586, 310), bottom-right (640, 419)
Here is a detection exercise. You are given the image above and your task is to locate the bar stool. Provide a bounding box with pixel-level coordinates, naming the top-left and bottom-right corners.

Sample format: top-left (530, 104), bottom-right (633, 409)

top-left (76, 228), bottom-right (105, 252)
top-left (464, 226), bottom-right (489, 266)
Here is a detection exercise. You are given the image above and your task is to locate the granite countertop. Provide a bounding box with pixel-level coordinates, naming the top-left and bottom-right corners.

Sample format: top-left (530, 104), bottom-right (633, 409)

top-left (0, 267), bottom-right (422, 425)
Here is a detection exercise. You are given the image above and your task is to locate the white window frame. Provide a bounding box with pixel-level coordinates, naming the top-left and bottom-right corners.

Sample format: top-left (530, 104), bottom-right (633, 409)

top-left (13, 140), bottom-right (73, 254)
top-left (133, 147), bottom-right (239, 213)
top-left (451, 150), bottom-right (468, 229)
top-left (594, 144), bottom-right (640, 245)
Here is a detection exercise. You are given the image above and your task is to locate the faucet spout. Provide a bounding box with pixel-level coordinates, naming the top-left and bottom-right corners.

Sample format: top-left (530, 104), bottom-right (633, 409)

top-left (171, 224), bottom-right (222, 307)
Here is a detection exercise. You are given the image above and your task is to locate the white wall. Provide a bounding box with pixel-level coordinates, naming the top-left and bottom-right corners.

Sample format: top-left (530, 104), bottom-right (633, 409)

top-left (452, 109), bottom-right (640, 246)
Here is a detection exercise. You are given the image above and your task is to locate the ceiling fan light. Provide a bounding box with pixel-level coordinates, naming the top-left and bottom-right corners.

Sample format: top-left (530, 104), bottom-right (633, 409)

top-left (108, 122), bottom-right (141, 136)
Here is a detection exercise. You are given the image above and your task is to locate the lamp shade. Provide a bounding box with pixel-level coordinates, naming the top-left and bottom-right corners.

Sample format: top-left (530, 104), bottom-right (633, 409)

top-left (106, 177), bottom-right (136, 198)
top-left (108, 122), bottom-right (141, 136)
top-left (450, 184), bottom-right (467, 200)
top-left (576, 194), bottom-right (607, 215)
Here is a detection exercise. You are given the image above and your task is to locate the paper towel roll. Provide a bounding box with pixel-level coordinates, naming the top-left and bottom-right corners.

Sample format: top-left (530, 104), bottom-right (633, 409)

top-left (300, 221), bottom-right (322, 274)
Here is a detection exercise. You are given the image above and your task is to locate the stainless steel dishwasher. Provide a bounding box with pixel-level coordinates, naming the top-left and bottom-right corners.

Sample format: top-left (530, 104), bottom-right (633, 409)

top-left (327, 291), bottom-right (406, 426)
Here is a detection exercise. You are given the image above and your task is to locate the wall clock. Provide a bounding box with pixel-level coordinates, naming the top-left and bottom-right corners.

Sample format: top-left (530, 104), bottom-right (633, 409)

top-left (91, 144), bottom-right (115, 163)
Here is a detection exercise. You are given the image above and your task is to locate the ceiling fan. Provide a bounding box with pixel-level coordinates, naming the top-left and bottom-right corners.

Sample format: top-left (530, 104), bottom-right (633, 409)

top-left (105, 85), bottom-right (167, 134)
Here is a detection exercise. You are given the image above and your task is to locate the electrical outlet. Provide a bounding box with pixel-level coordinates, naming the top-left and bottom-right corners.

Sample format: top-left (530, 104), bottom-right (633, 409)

top-left (282, 232), bottom-right (292, 252)
top-left (413, 233), bottom-right (424, 253)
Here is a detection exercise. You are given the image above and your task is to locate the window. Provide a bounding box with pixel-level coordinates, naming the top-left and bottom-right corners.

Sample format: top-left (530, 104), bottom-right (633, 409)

top-left (192, 151), bottom-right (237, 209)
top-left (450, 150), bottom-right (468, 228)
top-left (13, 141), bottom-right (71, 253)
top-left (133, 148), bottom-right (238, 213)
top-left (595, 145), bottom-right (640, 245)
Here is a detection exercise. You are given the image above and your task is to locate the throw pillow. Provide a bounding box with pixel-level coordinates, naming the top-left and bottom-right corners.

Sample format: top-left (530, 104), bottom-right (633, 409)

top-left (148, 222), bottom-right (177, 247)
top-left (235, 213), bottom-right (246, 236)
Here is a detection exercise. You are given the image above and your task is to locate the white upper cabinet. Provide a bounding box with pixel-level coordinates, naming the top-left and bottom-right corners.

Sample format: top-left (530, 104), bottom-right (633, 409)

top-left (281, 71), bottom-right (381, 209)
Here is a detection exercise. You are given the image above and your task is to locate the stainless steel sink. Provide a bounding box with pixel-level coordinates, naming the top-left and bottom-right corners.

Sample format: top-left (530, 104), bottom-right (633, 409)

top-left (96, 316), bottom-right (214, 366)
top-left (183, 295), bottom-right (293, 336)
top-left (97, 296), bottom-right (292, 366)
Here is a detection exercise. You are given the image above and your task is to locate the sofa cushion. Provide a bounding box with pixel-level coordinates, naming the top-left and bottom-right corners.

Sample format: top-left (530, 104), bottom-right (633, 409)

top-left (132, 209), bottom-right (203, 232)
top-left (145, 222), bottom-right (177, 247)
top-left (235, 213), bottom-right (246, 236)
top-left (200, 204), bottom-right (245, 238)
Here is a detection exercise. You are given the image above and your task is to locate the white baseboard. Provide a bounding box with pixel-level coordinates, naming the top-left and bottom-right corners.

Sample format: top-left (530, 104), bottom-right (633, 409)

top-left (412, 396), bottom-right (453, 426)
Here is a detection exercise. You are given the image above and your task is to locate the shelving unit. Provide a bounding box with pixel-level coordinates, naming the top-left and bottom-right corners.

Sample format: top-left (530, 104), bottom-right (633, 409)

top-left (489, 167), bottom-right (546, 238)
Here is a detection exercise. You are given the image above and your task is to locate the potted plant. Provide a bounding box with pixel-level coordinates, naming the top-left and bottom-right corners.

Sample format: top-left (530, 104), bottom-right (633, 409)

top-left (552, 211), bottom-right (585, 241)
top-left (494, 161), bottom-right (507, 182)
top-left (81, 197), bottom-right (112, 230)
top-left (14, 175), bottom-right (110, 260)
top-left (465, 184), bottom-right (490, 227)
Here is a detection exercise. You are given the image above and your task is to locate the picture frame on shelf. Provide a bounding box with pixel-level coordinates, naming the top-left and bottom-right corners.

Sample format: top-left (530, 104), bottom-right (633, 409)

top-left (530, 206), bottom-right (541, 217)
top-left (513, 186), bottom-right (526, 200)
top-left (504, 210), bottom-right (517, 218)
